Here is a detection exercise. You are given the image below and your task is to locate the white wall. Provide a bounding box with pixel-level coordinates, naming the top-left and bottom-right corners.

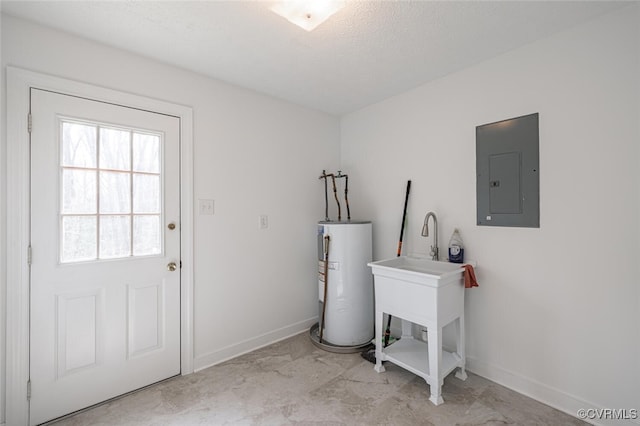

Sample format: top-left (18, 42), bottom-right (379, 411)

top-left (342, 4), bottom-right (640, 422)
top-left (1, 14), bottom-right (340, 423)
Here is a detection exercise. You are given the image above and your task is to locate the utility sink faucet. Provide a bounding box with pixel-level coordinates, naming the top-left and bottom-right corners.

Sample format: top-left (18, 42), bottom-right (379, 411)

top-left (421, 212), bottom-right (438, 261)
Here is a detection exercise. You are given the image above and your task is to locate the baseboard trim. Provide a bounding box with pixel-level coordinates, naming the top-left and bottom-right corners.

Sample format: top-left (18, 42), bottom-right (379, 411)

top-left (466, 356), bottom-right (639, 426)
top-left (193, 317), bottom-right (318, 372)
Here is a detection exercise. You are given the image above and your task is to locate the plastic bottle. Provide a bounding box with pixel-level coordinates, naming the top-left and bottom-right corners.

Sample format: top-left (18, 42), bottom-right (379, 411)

top-left (448, 228), bottom-right (464, 263)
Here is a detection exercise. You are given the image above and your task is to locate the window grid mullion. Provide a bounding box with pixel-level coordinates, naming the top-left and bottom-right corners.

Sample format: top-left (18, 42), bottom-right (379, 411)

top-left (96, 125), bottom-right (101, 260)
top-left (130, 130), bottom-right (134, 257)
top-left (61, 165), bottom-right (159, 176)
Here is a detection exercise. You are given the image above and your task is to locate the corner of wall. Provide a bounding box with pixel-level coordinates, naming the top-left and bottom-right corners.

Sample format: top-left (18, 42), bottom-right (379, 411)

top-left (193, 317), bottom-right (317, 372)
top-left (1, 16), bottom-right (8, 424)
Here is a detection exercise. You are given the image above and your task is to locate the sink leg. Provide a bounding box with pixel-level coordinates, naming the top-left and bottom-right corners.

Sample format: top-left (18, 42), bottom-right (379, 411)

top-left (454, 314), bottom-right (467, 381)
top-left (429, 390), bottom-right (444, 406)
top-left (427, 377), bottom-right (444, 405)
top-left (455, 369), bottom-right (468, 381)
top-left (427, 326), bottom-right (443, 405)
top-left (374, 310), bottom-right (385, 373)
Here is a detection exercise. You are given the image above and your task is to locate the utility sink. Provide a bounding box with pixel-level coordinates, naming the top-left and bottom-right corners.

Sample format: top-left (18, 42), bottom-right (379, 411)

top-left (368, 255), bottom-right (468, 405)
top-left (368, 256), bottom-right (463, 286)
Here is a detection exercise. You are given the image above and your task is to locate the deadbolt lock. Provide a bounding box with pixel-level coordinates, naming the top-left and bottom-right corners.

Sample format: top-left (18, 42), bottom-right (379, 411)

top-left (168, 222), bottom-right (176, 230)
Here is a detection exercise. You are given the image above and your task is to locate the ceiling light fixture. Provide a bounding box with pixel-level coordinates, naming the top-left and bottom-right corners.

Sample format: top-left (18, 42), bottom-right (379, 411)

top-left (270, 0), bottom-right (346, 32)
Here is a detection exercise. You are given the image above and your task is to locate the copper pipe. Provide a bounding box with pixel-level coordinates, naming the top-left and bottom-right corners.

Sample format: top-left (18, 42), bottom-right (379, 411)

top-left (324, 173), bottom-right (341, 221)
top-left (318, 170), bottom-right (329, 221)
top-left (336, 171), bottom-right (350, 221)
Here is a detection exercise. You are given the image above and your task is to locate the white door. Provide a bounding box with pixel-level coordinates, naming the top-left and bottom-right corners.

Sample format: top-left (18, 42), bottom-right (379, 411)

top-left (29, 89), bottom-right (181, 425)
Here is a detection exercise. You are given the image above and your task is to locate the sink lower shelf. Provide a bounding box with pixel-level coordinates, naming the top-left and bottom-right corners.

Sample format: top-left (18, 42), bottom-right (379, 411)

top-left (381, 338), bottom-right (461, 382)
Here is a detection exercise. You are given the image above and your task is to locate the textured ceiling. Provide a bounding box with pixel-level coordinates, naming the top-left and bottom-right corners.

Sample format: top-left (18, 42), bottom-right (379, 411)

top-left (0, 1), bottom-right (628, 115)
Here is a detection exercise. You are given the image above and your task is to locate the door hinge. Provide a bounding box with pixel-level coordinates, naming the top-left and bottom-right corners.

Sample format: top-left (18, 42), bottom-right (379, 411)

top-left (28, 113), bottom-right (32, 134)
top-left (27, 380), bottom-right (31, 401)
top-left (28, 245), bottom-right (32, 266)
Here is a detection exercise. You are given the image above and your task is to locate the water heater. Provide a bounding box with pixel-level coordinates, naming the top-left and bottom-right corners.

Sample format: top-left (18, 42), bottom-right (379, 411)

top-left (316, 221), bottom-right (373, 348)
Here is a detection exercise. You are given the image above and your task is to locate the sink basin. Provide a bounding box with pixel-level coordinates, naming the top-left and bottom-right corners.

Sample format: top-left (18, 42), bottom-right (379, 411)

top-left (368, 256), bottom-right (463, 286)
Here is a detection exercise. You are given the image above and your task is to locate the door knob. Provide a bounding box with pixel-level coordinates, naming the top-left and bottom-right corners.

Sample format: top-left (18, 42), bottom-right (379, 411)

top-left (167, 262), bottom-right (177, 272)
top-left (168, 222), bottom-right (176, 230)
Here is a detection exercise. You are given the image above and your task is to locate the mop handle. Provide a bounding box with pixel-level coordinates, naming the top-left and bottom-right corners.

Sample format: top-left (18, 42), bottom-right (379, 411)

top-left (396, 180), bottom-right (412, 257)
top-left (387, 180), bottom-right (411, 347)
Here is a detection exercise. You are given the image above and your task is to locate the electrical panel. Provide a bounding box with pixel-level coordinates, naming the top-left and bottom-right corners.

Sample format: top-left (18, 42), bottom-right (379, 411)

top-left (476, 113), bottom-right (539, 228)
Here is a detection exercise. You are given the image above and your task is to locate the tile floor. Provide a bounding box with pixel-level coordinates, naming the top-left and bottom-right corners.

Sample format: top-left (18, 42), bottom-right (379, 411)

top-left (51, 332), bottom-right (585, 425)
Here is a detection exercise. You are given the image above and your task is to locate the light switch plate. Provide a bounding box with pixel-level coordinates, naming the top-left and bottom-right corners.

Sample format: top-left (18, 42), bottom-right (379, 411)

top-left (199, 199), bottom-right (214, 215)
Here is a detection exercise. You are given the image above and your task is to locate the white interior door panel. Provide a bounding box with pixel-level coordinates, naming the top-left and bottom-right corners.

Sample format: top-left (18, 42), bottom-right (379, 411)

top-left (30, 89), bottom-right (181, 425)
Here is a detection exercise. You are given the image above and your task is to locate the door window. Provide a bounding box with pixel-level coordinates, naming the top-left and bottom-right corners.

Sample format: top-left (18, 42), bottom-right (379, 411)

top-left (60, 120), bottom-right (162, 263)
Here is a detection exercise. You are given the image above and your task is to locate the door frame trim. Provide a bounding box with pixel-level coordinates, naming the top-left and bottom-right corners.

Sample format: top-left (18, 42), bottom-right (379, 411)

top-left (6, 66), bottom-right (195, 425)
